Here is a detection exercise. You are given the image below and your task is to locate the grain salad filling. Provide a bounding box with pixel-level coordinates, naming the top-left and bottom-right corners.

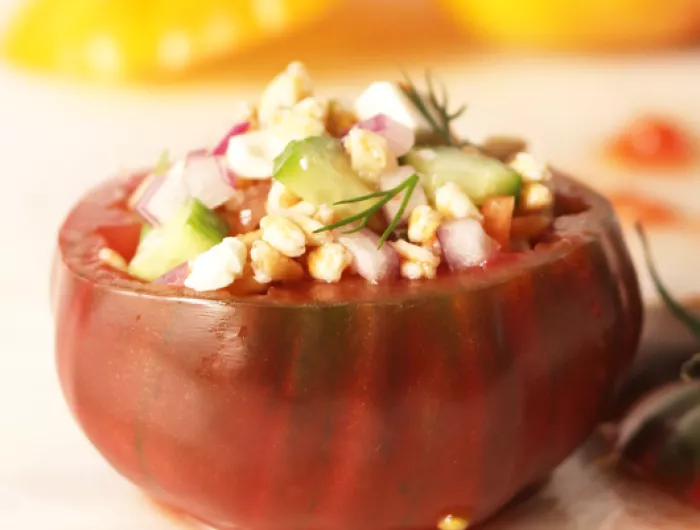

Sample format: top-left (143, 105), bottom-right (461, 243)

top-left (109, 62), bottom-right (555, 292)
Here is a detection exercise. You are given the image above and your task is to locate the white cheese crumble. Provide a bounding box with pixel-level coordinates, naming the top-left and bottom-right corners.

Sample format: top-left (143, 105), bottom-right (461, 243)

top-left (225, 130), bottom-right (285, 179)
top-left (343, 128), bottom-right (398, 183)
top-left (509, 152), bottom-right (551, 182)
top-left (250, 240), bottom-right (304, 283)
top-left (391, 239), bottom-right (440, 268)
top-left (266, 180), bottom-right (301, 213)
top-left (259, 61), bottom-right (314, 125)
top-left (98, 248), bottom-right (128, 272)
top-left (308, 243), bottom-right (353, 283)
top-left (400, 260), bottom-right (437, 280)
top-left (260, 215), bottom-right (307, 257)
top-left (354, 81), bottom-right (437, 138)
top-left (184, 237), bottom-right (247, 292)
top-left (268, 97), bottom-right (328, 145)
top-left (435, 182), bottom-right (482, 220)
top-left (520, 182), bottom-right (554, 211)
top-left (408, 205), bottom-right (442, 244)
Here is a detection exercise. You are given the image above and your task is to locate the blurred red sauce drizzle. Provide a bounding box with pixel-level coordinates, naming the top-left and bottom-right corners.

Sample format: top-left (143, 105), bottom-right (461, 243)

top-left (606, 190), bottom-right (684, 228)
top-left (607, 115), bottom-right (696, 169)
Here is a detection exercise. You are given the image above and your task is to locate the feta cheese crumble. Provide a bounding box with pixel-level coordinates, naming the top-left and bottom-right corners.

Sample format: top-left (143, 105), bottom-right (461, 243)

top-left (226, 131), bottom-right (285, 179)
top-left (308, 243), bottom-right (353, 283)
top-left (343, 128), bottom-right (398, 183)
top-left (260, 215), bottom-right (307, 258)
top-left (435, 182), bottom-right (482, 220)
top-left (250, 240), bottom-right (304, 283)
top-left (98, 248), bottom-right (128, 272)
top-left (355, 82), bottom-right (438, 139)
top-left (259, 61), bottom-right (314, 124)
top-left (509, 152), bottom-right (551, 182)
top-left (184, 237), bottom-right (247, 292)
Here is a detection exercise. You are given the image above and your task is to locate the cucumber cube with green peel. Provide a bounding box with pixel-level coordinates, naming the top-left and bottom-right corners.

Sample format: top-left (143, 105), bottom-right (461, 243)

top-left (128, 199), bottom-right (229, 282)
top-left (272, 136), bottom-right (378, 222)
top-left (404, 147), bottom-right (522, 205)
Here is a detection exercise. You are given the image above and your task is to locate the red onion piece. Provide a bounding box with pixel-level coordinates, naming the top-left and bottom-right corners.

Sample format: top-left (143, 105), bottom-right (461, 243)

top-left (153, 262), bottom-right (190, 285)
top-left (213, 122), bottom-right (251, 156)
top-left (379, 166), bottom-right (428, 223)
top-left (437, 218), bottom-right (500, 270)
top-left (128, 174), bottom-right (157, 211)
top-left (133, 168), bottom-right (189, 226)
top-left (183, 152), bottom-right (236, 209)
top-left (356, 114), bottom-right (415, 157)
top-left (337, 229), bottom-right (399, 283)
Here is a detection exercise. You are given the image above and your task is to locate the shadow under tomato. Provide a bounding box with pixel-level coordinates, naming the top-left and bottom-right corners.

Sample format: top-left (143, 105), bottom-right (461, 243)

top-left (479, 489), bottom-right (573, 530)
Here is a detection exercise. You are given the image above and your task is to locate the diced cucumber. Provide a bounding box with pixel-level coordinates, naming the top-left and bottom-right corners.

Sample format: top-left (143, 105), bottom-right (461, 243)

top-left (128, 199), bottom-right (229, 281)
top-left (404, 147), bottom-right (522, 205)
top-left (272, 136), bottom-right (376, 221)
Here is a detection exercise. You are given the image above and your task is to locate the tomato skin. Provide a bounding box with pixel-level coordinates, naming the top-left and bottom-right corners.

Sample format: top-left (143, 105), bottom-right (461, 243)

top-left (618, 383), bottom-right (700, 506)
top-left (53, 173), bottom-right (642, 529)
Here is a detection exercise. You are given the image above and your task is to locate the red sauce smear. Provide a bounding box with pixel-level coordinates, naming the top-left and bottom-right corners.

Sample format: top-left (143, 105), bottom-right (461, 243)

top-left (607, 115), bottom-right (696, 169)
top-left (606, 190), bottom-right (684, 228)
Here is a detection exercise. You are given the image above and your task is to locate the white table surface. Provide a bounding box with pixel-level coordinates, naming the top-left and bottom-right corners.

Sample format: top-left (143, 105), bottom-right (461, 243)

top-left (2, 16), bottom-right (700, 527)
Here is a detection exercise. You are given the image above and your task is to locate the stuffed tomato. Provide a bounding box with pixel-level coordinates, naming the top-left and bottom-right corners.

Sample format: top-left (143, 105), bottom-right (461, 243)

top-left (52, 62), bottom-right (642, 530)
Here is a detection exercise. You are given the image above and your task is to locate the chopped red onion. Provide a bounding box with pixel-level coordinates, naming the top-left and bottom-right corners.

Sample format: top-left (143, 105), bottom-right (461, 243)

top-left (153, 262), bottom-right (190, 285)
top-left (337, 229), bottom-right (399, 283)
top-left (133, 151), bottom-right (237, 224)
top-left (212, 121), bottom-right (251, 156)
top-left (133, 165), bottom-right (189, 225)
top-left (128, 173), bottom-right (157, 211)
top-left (183, 152), bottom-right (236, 209)
top-left (356, 114), bottom-right (415, 157)
top-left (379, 166), bottom-right (428, 223)
top-left (437, 218), bottom-right (500, 271)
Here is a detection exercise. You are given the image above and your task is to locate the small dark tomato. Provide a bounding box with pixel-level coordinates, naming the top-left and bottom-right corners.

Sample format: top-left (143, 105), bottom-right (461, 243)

top-left (619, 226), bottom-right (700, 506)
top-left (617, 383), bottom-right (700, 506)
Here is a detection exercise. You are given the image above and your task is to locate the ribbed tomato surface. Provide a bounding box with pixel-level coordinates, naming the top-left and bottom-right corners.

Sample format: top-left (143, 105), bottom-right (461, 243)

top-left (52, 172), bottom-right (642, 529)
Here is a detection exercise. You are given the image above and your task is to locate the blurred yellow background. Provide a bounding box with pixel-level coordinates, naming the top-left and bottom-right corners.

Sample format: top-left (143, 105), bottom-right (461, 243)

top-left (3, 0), bottom-right (700, 84)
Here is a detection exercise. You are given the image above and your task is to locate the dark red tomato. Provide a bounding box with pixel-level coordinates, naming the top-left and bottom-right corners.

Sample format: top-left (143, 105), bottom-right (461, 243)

top-left (608, 115), bottom-right (696, 168)
top-left (52, 172), bottom-right (642, 530)
top-left (618, 383), bottom-right (700, 507)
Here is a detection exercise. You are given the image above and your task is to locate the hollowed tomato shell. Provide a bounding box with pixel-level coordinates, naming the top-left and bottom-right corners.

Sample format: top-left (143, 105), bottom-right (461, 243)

top-left (52, 172), bottom-right (642, 529)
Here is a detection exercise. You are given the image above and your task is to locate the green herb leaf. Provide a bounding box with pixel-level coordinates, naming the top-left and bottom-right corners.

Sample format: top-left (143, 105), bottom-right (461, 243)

top-left (378, 174), bottom-right (418, 247)
top-left (637, 223), bottom-right (700, 344)
top-left (314, 173), bottom-right (421, 249)
top-left (399, 71), bottom-right (467, 147)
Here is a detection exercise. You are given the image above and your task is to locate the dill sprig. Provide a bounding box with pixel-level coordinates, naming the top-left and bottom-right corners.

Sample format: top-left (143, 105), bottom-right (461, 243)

top-left (399, 71), bottom-right (467, 146)
top-left (314, 173), bottom-right (420, 248)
